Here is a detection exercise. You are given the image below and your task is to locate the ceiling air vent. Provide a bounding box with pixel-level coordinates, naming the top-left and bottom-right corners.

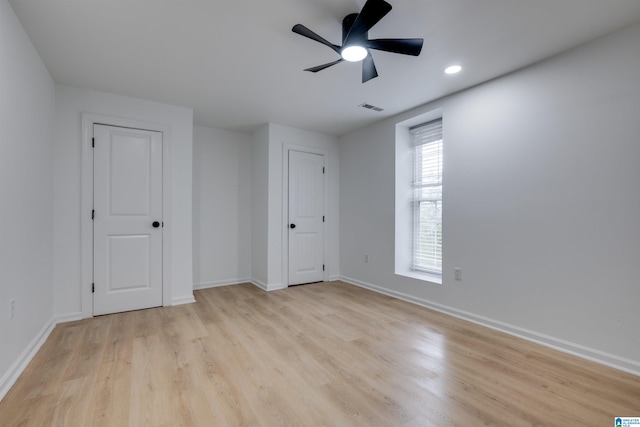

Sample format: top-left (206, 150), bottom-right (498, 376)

top-left (359, 102), bottom-right (384, 112)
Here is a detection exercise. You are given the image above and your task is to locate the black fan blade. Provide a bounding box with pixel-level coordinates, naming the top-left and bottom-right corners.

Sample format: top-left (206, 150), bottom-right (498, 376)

top-left (362, 54), bottom-right (378, 83)
top-left (304, 59), bottom-right (344, 73)
top-left (345, 0), bottom-right (392, 45)
top-left (367, 38), bottom-right (423, 56)
top-left (292, 24), bottom-right (341, 55)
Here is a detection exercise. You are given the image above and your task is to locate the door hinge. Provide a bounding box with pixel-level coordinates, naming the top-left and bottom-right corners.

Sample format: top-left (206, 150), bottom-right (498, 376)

top-left (323, 167), bottom-right (325, 174)
top-left (323, 216), bottom-right (325, 223)
top-left (92, 138), bottom-right (95, 148)
top-left (92, 283), bottom-right (95, 293)
top-left (91, 209), bottom-right (95, 220)
top-left (323, 264), bottom-right (325, 271)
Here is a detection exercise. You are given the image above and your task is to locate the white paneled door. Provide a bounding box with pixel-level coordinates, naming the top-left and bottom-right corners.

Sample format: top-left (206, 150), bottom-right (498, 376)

top-left (93, 124), bottom-right (163, 316)
top-left (288, 150), bottom-right (324, 286)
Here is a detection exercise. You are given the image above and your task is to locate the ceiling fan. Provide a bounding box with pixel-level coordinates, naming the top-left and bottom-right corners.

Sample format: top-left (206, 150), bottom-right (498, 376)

top-left (292, 0), bottom-right (423, 83)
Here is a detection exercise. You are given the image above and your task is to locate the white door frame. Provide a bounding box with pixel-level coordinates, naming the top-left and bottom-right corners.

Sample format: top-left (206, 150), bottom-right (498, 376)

top-left (81, 113), bottom-right (172, 318)
top-left (281, 143), bottom-right (329, 287)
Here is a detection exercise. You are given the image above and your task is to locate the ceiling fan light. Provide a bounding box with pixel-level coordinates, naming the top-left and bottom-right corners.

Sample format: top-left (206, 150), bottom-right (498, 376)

top-left (341, 45), bottom-right (368, 62)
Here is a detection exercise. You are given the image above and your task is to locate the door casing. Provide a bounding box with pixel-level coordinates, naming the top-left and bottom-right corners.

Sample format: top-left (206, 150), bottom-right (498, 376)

top-left (81, 113), bottom-right (172, 318)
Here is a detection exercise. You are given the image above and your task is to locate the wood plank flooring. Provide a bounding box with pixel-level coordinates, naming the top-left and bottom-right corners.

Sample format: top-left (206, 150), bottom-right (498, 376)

top-left (1, 281), bottom-right (639, 426)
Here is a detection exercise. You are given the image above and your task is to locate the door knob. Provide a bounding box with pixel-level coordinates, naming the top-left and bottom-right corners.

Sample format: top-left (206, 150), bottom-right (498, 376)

top-left (152, 221), bottom-right (160, 228)
top-left (290, 224), bottom-right (296, 229)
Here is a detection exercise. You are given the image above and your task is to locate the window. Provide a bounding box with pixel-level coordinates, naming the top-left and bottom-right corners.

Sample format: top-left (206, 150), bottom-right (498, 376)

top-left (411, 119), bottom-right (443, 275)
top-left (394, 110), bottom-right (442, 283)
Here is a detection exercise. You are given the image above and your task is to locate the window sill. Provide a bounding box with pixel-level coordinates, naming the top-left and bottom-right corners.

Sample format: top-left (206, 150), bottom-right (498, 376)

top-left (396, 270), bottom-right (442, 285)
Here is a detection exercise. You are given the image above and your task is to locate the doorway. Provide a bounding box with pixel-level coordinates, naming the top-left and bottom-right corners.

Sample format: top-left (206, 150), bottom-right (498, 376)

top-left (287, 150), bottom-right (325, 286)
top-left (92, 124), bottom-right (163, 315)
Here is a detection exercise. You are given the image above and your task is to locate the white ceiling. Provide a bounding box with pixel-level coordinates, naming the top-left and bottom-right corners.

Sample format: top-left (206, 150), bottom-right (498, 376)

top-left (10, 0), bottom-right (640, 136)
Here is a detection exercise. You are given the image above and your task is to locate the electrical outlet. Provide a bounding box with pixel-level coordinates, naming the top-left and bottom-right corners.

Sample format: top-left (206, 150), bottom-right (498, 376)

top-left (454, 268), bottom-right (462, 281)
top-left (365, 253), bottom-right (369, 263)
top-left (9, 298), bottom-right (15, 319)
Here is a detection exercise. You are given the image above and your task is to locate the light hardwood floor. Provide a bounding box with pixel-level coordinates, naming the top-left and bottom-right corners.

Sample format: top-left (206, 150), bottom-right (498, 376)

top-left (1, 281), bottom-right (639, 426)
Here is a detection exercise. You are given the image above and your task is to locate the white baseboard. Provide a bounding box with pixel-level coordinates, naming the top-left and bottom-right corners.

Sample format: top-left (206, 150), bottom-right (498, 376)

top-left (267, 283), bottom-right (287, 291)
top-left (53, 312), bottom-right (83, 323)
top-left (340, 276), bottom-right (640, 377)
top-left (250, 279), bottom-right (287, 292)
top-left (250, 278), bottom-right (267, 291)
top-left (193, 278), bottom-right (251, 290)
top-left (327, 275), bottom-right (340, 282)
top-left (171, 295), bottom-right (196, 306)
top-left (0, 318), bottom-right (55, 402)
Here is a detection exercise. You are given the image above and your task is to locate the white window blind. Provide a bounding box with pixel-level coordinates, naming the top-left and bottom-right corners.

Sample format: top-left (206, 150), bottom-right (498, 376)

top-left (411, 119), bottom-right (443, 275)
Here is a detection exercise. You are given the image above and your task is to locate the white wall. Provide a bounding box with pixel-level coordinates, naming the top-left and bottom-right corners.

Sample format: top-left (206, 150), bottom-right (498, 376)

top-left (0, 0), bottom-right (55, 394)
top-left (53, 85), bottom-right (194, 316)
top-left (193, 126), bottom-right (251, 288)
top-left (250, 123), bottom-right (340, 289)
top-left (340, 22), bottom-right (640, 372)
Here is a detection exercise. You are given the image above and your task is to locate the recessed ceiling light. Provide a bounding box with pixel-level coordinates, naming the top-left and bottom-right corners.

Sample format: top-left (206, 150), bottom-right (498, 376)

top-left (342, 45), bottom-right (368, 62)
top-left (444, 65), bottom-right (462, 75)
